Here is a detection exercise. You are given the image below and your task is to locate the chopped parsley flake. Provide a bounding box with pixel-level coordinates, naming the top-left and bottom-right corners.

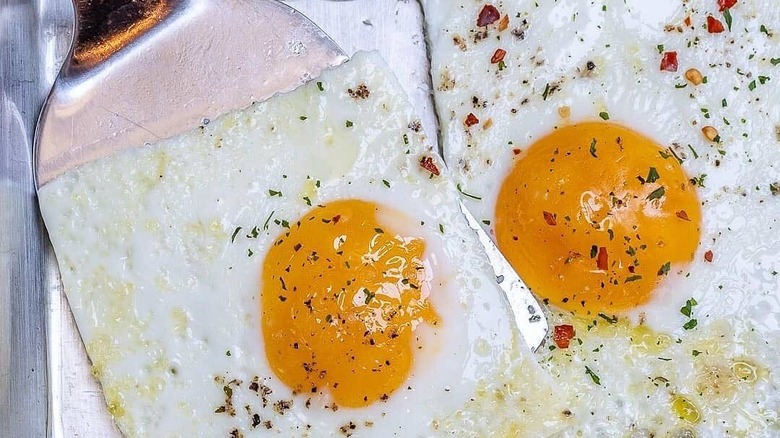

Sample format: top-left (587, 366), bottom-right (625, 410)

top-left (683, 319), bottom-right (698, 330)
top-left (723, 8), bottom-right (733, 31)
top-left (268, 189), bottom-right (282, 197)
top-left (646, 186), bottom-right (666, 201)
top-left (624, 275), bottom-right (643, 283)
top-left (231, 227), bottom-right (242, 243)
top-left (680, 297), bottom-right (698, 317)
top-left (646, 167), bottom-right (660, 183)
top-left (346, 120), bottom-right (353, 128)
top-left (589, 138), bottom-right (598, 158)
top-left (658, 261), bottom-right (671, 276)
top-left (317, 81), bottom-right (324, 91)
top-left (585, 366), bottom-right (601, 385)
top-left (599, 111), bottom-right (610, 120)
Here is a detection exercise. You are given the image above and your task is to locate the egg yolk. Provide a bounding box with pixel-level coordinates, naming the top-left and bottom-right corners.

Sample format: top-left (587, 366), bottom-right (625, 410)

top-left (495, 122), bottom-right (701, 314)
top-left (261, 199), bottom-right (439, 407)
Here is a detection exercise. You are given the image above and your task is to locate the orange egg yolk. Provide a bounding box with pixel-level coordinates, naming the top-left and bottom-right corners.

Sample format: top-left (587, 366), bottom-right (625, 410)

top-left (261, 199), bottom-right (439, 407)
top-left (495, 122), bottom-right (701, 314)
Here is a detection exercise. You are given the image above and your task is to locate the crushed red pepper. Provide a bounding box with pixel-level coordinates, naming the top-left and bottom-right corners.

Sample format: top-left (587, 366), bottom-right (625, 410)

top-left (491, 48), bottom-right (507, 64)
top-left (660, 51), bottom-right (678, 72)
top-left (419, 156), bottom-right (440, 176)
top-left (718, 0), bottom-right (737, 12)
top-left (465, 112), bottom-right (480, 127)
top-left (477, 4), bottom-right (500, 27)
top-left (596, 247), bottom-right (609, 271)
top-left (542, 211), bottom-right (557, 226)
top-left (704, 250), bottom-right (714, 262)
top-left (676, 210), bottom-right (691, 221)
top-left (707, 16), bottom-right (725, 33)
top-left (553, 324), bottom-right (576, 349)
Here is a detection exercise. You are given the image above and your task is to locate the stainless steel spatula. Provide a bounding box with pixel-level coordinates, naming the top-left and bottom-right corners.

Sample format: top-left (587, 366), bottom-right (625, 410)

top-left (34, 0), bottom-right (547, 355)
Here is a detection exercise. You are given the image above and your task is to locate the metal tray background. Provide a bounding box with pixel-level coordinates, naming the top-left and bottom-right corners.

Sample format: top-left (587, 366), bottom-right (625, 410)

top-left (1, 1), bottom-right (437, 436)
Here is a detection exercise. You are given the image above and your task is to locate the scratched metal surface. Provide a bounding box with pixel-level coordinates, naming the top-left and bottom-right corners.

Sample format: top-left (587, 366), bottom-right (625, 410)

top-left (1, 1), bottom-right (436, 437)
top-left (1, 0), bottom-right (72, 437)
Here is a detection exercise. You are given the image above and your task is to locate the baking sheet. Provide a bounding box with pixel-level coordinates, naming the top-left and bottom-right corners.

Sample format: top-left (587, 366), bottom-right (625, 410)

top-left (31, 1), bottom-right (438, 437)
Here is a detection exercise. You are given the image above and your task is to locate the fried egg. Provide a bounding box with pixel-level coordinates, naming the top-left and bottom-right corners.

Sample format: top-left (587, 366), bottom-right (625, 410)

top-left (422, 0), bottom-right (780, 435)
top-left (39, 52), bottom-right (572, 437)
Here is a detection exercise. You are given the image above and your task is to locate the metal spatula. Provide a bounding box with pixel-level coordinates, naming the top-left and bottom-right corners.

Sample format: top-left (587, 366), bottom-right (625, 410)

top-left (34, 0), bottom-right (347, 186)
top-left (34, 0), bottom-right (546, 353)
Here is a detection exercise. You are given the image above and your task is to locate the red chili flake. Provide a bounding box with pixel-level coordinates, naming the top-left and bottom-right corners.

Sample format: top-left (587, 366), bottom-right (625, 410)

top-left (660, 51), bottom-right (678, 72)
top-left (542, 211), bottom-right (557, 226)
top-left (477, 4), bottom-right (501, 26)
top-left (332, 215), bottom-right (341, 224)
top-left (675, 210), bottom-right (691, 221)
top-left (707, 16), bottom-right (725, 33)
top-left (465, 112), bottom-right (480, 127)
top-left (717, 0), bottom-right (737, 12)
top-left (684, 16), bottom-right (692, 27)
top-left (491, 48), bottom-right (507, 64)
top-left (512, 148), bottom-right (521, 155)
top-left (419, 156), bottom-right (440, 176)
top-left (704, 250), bottom-right (714, 262)
top-left (628, 265), bottom-right (636, 273)
top-left (596, 247), bottom-right (609, 271)
top-left (553, 325), bottom-right (576, 349)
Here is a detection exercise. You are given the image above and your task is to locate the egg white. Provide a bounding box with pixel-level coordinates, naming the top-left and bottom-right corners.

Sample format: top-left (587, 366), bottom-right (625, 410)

top-left (422, 0), bottom-right (780, 436)
top-left (39, 52), bottom-right (572, 437)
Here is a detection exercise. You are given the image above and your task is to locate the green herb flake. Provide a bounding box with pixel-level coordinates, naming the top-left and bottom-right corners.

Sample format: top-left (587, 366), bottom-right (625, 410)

top-left (374, 227), bottom-right (384, 234)
top-left (439, 223), bottom-right (445, 233)
top-left (268, 189), bottom-right (282, 197)
top-left (748, 80), bottom-right (757, 91)
top-left (482, 220), bottom-right (491, 225)
top-left (402, 134), bottom-right (409, 145)
top-left (457, 183), bottom-right (482, 200)
top-left (299, 115), bottom-right (308, 121)
top-left (760, 25), bottom-right (770, 36)
top-left (625, 275), bottom-right (643, 283)
top-left (599, 111), bottom-right (610, 120)
top-left (230, 226), bottom-right (242, 243)
top-left (646, 186), bottom-right (666, 201)
top-left (346, 120), bottom-right (353, 128)
top-left (769, 182), bottom-right (779, 196)
top-left (656, 44), bottom-right (664, 54)
top-left (759, 75), bottom-right (771, 85)
top-left (692, 350), bottom-right (702, 357)
top-left (771, 58), bottom-right (780, 66)
top-left (683, 319), bottom-right (698, 330)
top-left (302, 196), bottom-right (312, 206)
top-left (382, 179), bottom-right (391, 188)
top-left (247, 248), bottom-right (254, 257)
top-left (680, 297), bottom-right (698, 317)
top-left (646, 167), bottom-right (660, 183)
top-left (542, 83), bottom-right (551, 100)
top-left (658, 261), bottom-right (671, 276)
top-left (598, 313), bottom-right (618, 323)
top-left (723, 8), bottom-right (733, 31)
top-left (364, 290), bottom-right (376, 305)
top-left (589, 138), bottom-right (598, 158)
top-left (590, 245), bottom-right (598, 258)
top-left (246, 226), bottom-right (259, 239)
top-left (585, 366), bottom-right (601, 385)
top-left (317, 81), bottom-right (324, 91)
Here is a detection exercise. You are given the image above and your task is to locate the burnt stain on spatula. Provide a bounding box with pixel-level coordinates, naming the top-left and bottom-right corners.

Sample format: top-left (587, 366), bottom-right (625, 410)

top-left (73, 0), bottom-right (177, 68)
